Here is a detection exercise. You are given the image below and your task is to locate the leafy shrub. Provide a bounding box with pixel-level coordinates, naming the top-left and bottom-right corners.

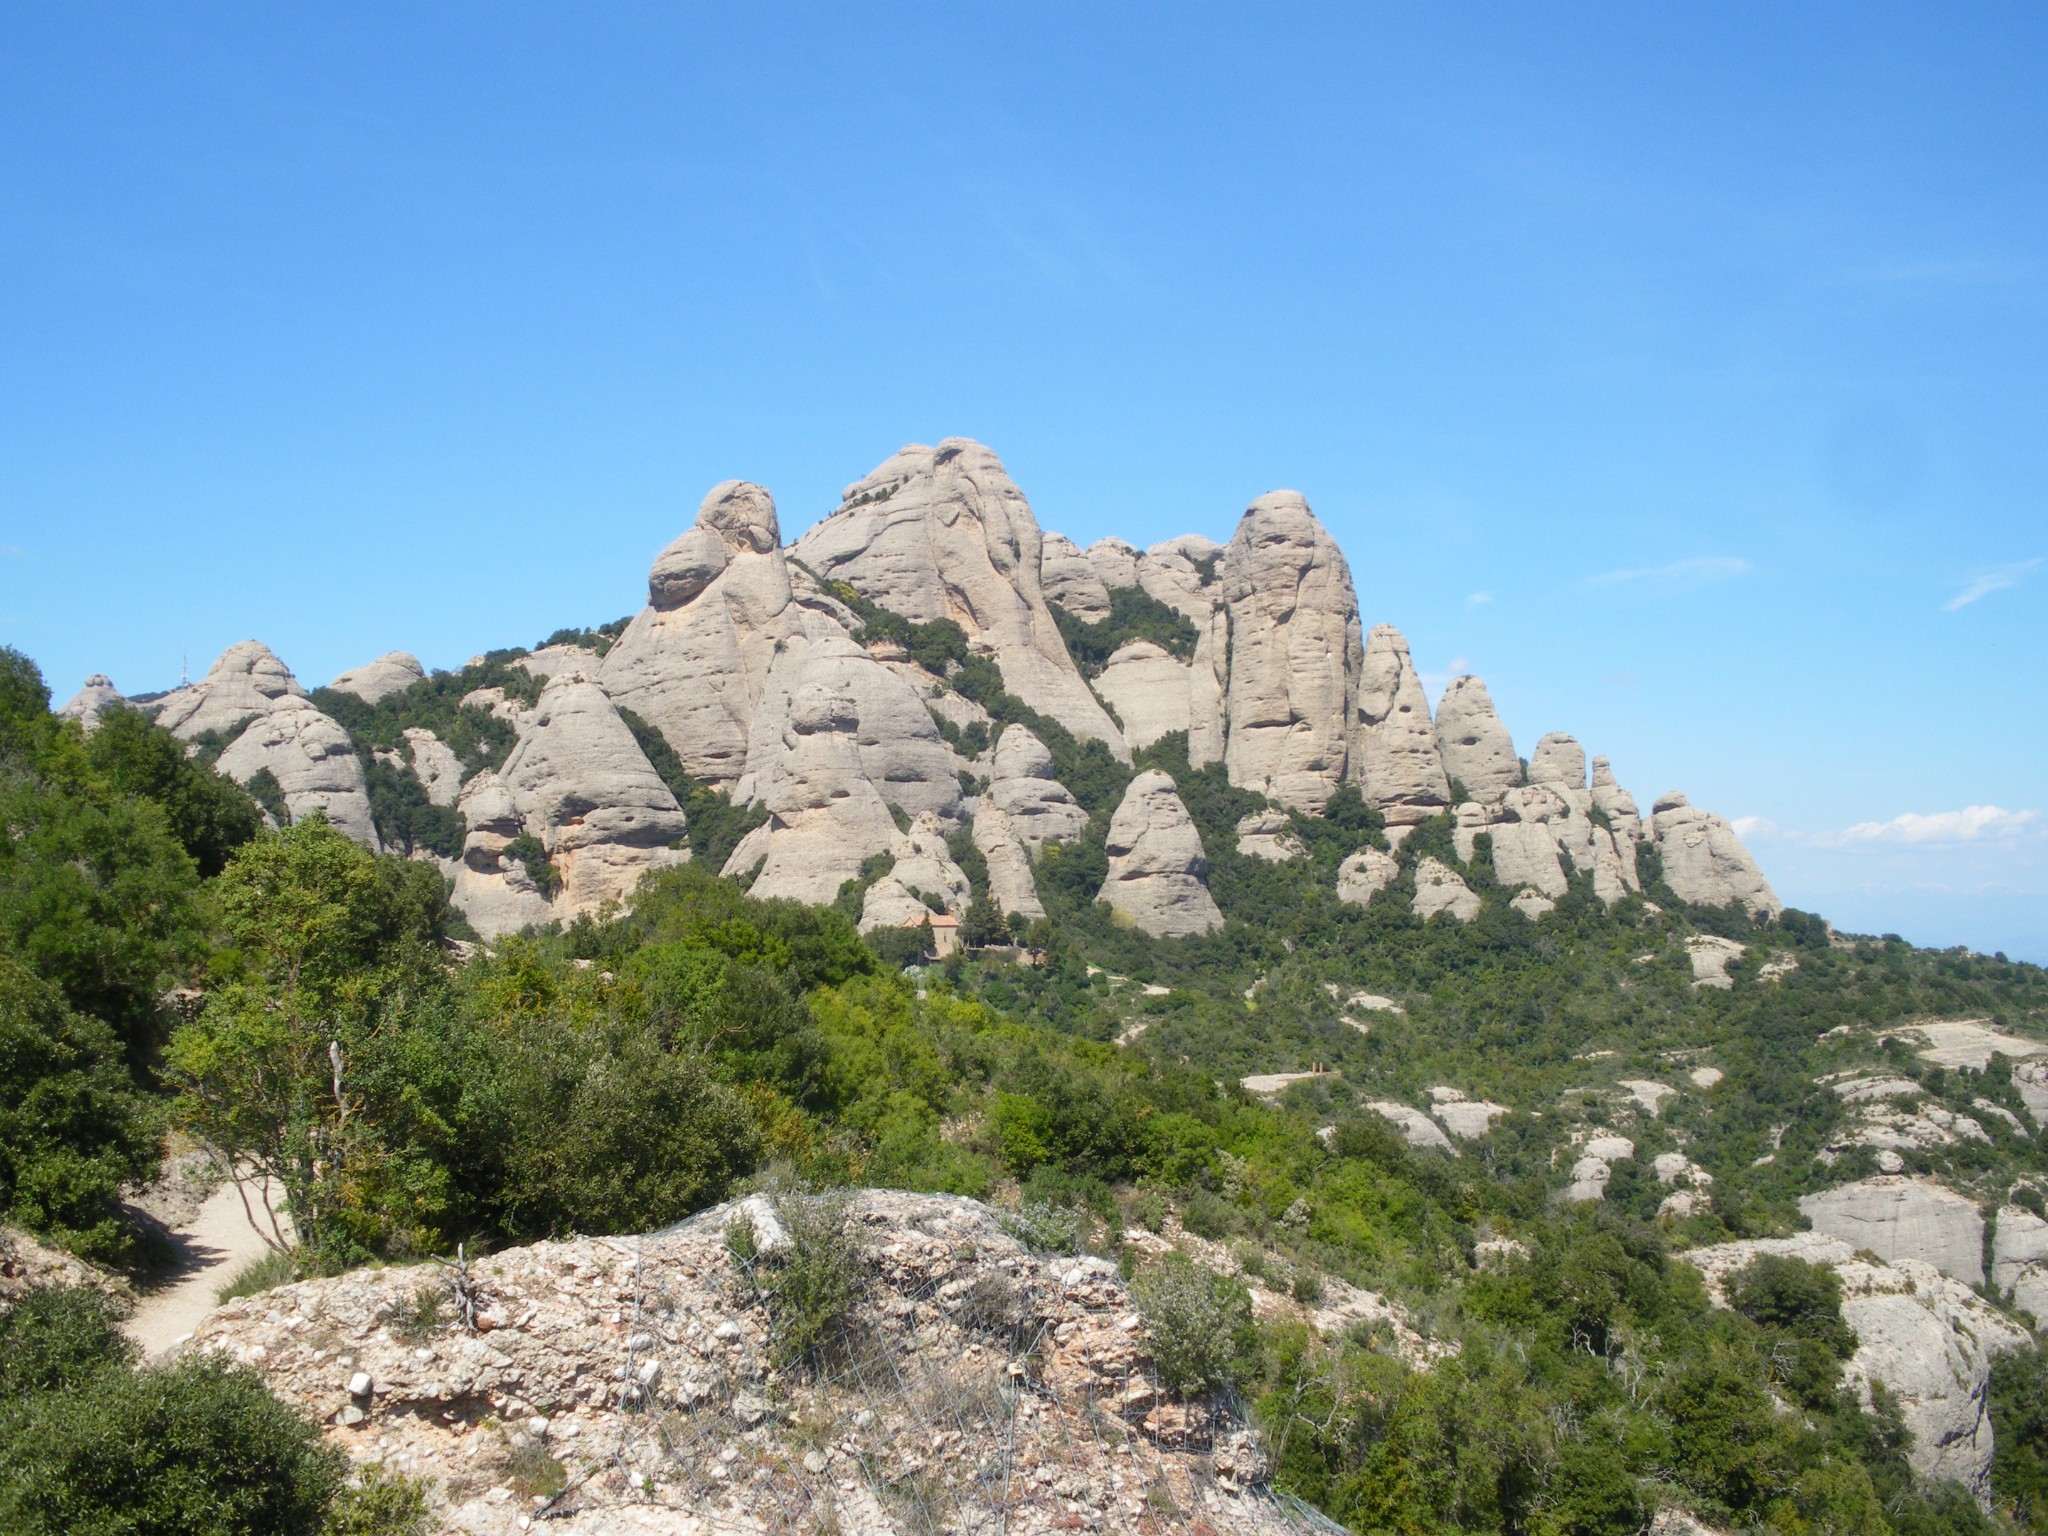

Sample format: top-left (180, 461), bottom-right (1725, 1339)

top-left (216, 1248), bottom-right (300, 1303)
top-left (0, 1353), bottom-right (343, 1536)
top-left (1131, 1252), bottom-right (1258, 1397)
top-left (1000, 1201), bottom-right (1082, 1255)
top-left (615, 706), bottom-right (767, 871)
top-left (324, 1464), bottom-right (432, 1536)
top-left (503, 833), bottom-right (559, 897)
top-left (0, 1283), bottom-right (134, 1397)
top-left (1049, 587), bottom-right (1201, 677)
top-left (748, 1187), bottom-right (865, 1372)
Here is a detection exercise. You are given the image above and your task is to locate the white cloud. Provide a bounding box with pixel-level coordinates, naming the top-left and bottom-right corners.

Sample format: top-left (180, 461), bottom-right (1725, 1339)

top-left (1839, 806), bottom-right (2041, 845)
top-left (1944, 558), bottom-right (2040, 612)
top-left (1730, 816), bottom-right (1780, 840)
top-left (1584, 556), bottom-right (1748, 589)
top-left (1465, 591), bottom-right (1492, 607)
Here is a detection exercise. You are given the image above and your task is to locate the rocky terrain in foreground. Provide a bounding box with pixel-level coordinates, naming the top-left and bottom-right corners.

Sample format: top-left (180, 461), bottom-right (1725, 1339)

top-left (60, 437), bottom-right (1777, 943)
top-left (187, 1190), bottom-right (1320, 1536)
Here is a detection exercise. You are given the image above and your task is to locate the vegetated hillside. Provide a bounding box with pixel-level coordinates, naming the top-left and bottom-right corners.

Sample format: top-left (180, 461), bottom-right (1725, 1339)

top-left (12, 432), bottom-right (2048, 1534)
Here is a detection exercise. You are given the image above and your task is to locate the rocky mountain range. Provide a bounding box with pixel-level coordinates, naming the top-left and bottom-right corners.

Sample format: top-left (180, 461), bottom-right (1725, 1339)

top-left (60, 437), bottom-right (1779, 941)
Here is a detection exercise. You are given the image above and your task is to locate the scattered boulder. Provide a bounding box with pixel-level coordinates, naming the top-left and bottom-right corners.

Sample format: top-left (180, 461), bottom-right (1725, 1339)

top-left (1686, 934), bottom-right (1747, 989)
top-left (1219, 491), bottom-right (1361, 812)
top-left (1527, 733), bottom-right (1587, 795)
top-left (1234, 810), bottom-right (1304, 862)
top-left (1683, 1232), bottom-right (2027, 1493)
top-left (1411, 858), bottom-right (1479, 923)
top-left (1098, 771), bottom-right (1223, 938)
top-left (1369, 1102), bottom-right (1457, 1154)
top-left (57, 674), bottom-right (125, 731)
top-left (1336, 847), bottom-right (1399, 906)
top-left (1994, 1205), bottom-right (2048, 1320)
top-left (327, 651), bottom-right (425, 705)
top-left (1619, 1079), bottom-right (1677, 1117)
top-left (1427, 1089), bottom-right (1508, 1141)
top-left (1798, 1177), bottom-right (1985, 1285)
top-left (451, 771), bottom-right (556, 938)
top-left (1432, 675), bottom-right (1519, 805)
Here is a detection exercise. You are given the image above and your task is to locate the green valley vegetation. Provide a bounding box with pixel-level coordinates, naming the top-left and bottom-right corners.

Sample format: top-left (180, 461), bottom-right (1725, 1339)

top-left (8, 642), bottom-right (2048, 1534)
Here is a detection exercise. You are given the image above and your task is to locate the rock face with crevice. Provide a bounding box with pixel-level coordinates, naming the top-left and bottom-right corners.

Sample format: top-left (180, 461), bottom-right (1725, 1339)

top-left (153, 640), bottom-right (310, 741)
top-left (1411, 857), bottom-right (1480, 923)
top-left (1099, 771), bottom-right (1222, 938)
top-left (1798, 1176), bottom-right (1986, 1286)
top-left (1354, 625), bottom-right (1450, 824)
top-left (1433, 675), bottom-right (1519, 805)
top-left (1219, 492), bottom-right (1360, 813)
top-left (983, 725), bottom-right (1088, 855)
top-left (57, 674), bottom-right (126, 731)
top-left (215, 702), bottom-right (382, 850)
top-left (1652, 792), bottom-right (1782, 917)
top-left (1092, 640), bottom-right (1192, 750)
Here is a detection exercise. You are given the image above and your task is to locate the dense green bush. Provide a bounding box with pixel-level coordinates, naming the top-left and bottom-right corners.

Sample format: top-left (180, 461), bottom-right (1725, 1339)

top-left (1048, 586), bottom-right (1201, 677)
top-left (1132, 1251), bottom-right (1259, 1396)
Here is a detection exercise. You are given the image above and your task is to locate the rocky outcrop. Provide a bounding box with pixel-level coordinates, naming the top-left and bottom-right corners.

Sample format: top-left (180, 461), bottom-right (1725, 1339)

top-left (1433, 676), bottom-right (1519, 805)
top-left (859, 812), bottom-right (971, 931)
top-left (1686, 934), bottom-right (1747, 988)
top-left (969, 801), bottom-right (1044, 922)
top-left (187, 1190), bottom-right (1295, 1536)
top-left (215, 702), bottom-right (381, 849)
top-left (983, 725), bottom-right (1088, 854)
top-left (1411, 857), bottom-right (1480, 922)
top-left (1136, 536), bottom-right (1225, 624)
top-left (1799, 1177), bottom-right (1985, 1285)
top-left (1651, 793), bottom-right (1782, 917)
top-left (1370, 1102), bottom-right (1457, 1154)
top-left (602, 481), bottom-right (801, 789)
top-left (1995, 1206), bottom-right (2048, 1320)
top-left (1098, 772), bottom-right (1222, 938)
top-left (1220, 493), bottom-right (1360, 812)
top-left (723, 667), bottom-right (901, 907)
top-left (1490, 790), bottom-right (1571, 900)
top-left (1527, 733), bottom-right (1587, 795)
top-left (1336, 847), bottom-right (1399, 906)
top-left (1354, 626), bottom-right (1449, 824)
top-left (402, 728), bottom-right (464, 808)
top-left (1092, 640), bottom-right (1192, 749)
top-left (1590, 756), bottom-right (1642, 842)
top-left (497, 671), bottom-right (690, 919)
top-left (152, 641), bottom-right (308, 740)
top-left (328, 651), bottom-right (425, 704)
top-left (57, 674), bottom-right (125, 731)
top-left (1085, 537), bottom-right (1142, 592)
top-left (1234, 810), bottom-right (1303, 862)
top-left (1429, 1089), bottom-right (1509, 1141)
top-left (451, 772), bottom-right (556, 937)
top-left (793, 440), bottom-right (1126, 755)
top-left (1039, 530), bottom-right (1112, 621)
top-left (1684, 1232), bottom-right (2028, 1493)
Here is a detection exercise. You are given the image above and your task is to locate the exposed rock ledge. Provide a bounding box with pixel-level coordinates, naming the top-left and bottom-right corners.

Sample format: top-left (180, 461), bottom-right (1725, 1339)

top-left (187, 1190), bottom-right (1311, 1535)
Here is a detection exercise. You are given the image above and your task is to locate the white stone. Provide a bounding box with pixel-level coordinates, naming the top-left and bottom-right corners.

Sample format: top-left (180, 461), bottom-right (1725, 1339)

top-left (327, 651), bottom-right (425, 705)
top-left (1799, 1177), bottom-right (1985, 1285)
top-left (1411, 858), bottom-right (1479, 922)
top-left (1234, 810), bottom-right (1303, 862)
top-left (215, 702), bottom-right (381, 850)
top-left (1433, 676), bottom-right (1519, 805)
top-left (1354, 626), bottom-right (1449, 824)
top-left (1336, 847), bottom-right (1399, 906)
top-left (57, 674), bottom-right (125, 731)
top-left (1097, 771), bottom-right (1222, 938)
top-left (152, 641), bottom-right (309, 741)
top-left (1651, 792), bottom-right (1782, 917)
top-left (1092, 640), bottom-right (1191, 749)
top-left (1369, 1102), bottom-right (1456, 1154)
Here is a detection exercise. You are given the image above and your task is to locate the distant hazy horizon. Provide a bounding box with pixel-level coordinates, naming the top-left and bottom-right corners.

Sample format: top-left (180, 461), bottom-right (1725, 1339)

top-left (2, 6), bottom-right (2041, 958)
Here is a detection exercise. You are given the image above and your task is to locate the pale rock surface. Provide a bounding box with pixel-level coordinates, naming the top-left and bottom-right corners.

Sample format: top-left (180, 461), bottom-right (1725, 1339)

top-left (858, 812), bottom-right (971, 931)
top-left (1994, 1205), bottom-right (2048, 1320)
top-left (1038, 530), bottom-right (1113, 622)
top-left (1910, 1018), bottom-right (2048, 1072)
top-left (1686, 934), bottom-right (1747, 989)
top-left (187, 1190), bottom-right (1296, 1536)
top-left (1234, 810), bottom-right (1304, 863)
top-left (1369, 1102), bottom-right (1457, 1154)
top-left (1427, 1089), bottom-right (1509, 1141)
top-left (461, 686), bottom-right (534, 735)
top-left (498, 672), bottom-right (690, 919)
top-left (1098, 772), bottom-right (1222, 938)
top-left (1354, 625), bottom-right (1450, 823)
top-left (1527, 733), bottom-right (1587, 795)
top-left (1690, 1066), bottom-right (1725, 1089)
top-left (402, 728), bottom-right (465, 808)
top-left (1336, 847), bottom-right (1399, 906)
top-left (602, 480), bottom-right (802, 789)
top-left (793, 440), bottom-right (1127, 755)
top-left (515, 643), bottom-right (603, 680)
top-left (327, 651), bottom-right (425, 704)
top-left (152, 641), bottom-right (309, 740)
top-left (984, 725), bottom-right (1089, 854)
top-left (1135, 536), bottom-right (1225, 625)
top-left (1684, 1232), bottom-right (2028, 1493)
top-left (1085, 537), bottom-right (1142, 592)
top-left (1411, 857), bottom-right (1480, 923)
top-left (1093, 640), bottom-right (1192, 749)
top-left (969, 801), bottom-right (1044, 921)
top-left (725, 669), bottom-right (902, 907)
top-left (1219, 492), bottom-right (1361, 812)
top-left (1799, 1177), bottom-right (1985, 1285)
top-left (450, 771), bottom-right (559, 938)
top-left (58, 674), bottom-right (125, 731)
top-left (1432, 675), bottom-right (1519, 804)
top-left (1491, 789), bottom-right (1571, 899)
top-left (1509, 889), bottom-right (1556, 921)
top-left (1451, 801), bottom-right (1493, 862)
top-left (2017, 1062), bottom-right (2048, 1128)
top-left (1619, 1079), bottom-right (1678, 1117)
top-left (1651, 793), bottom-right (1782, 917)
top-left (216, 702), bottom-right (381, 849)
top-left (1589, 756), bottom-right (1642, 841)
top-left (1185, 608), bottom-right (1231, 769)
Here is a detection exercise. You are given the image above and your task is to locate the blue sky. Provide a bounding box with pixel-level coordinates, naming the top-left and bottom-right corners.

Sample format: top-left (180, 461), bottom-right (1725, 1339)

top-left (2, 5), bottom-right (2043, 957)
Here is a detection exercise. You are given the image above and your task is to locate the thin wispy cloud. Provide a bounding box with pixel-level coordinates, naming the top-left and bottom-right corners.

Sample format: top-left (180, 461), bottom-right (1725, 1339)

top-left (1583, 556), bottom-right (1748, 589)
top-left (1945, 558), bottom-right (2040, 612)
top-left (1746, 806), bottom-right (2044, 848)
top-left (1465, 591), bottom-right (1492, 607)
top-left (0, 544), bottom-right (24, 558)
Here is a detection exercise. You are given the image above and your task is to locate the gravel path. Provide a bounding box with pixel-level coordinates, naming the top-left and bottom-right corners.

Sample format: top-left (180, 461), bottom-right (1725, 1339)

top-left (123, 1173), bottom-right (290, 1357)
